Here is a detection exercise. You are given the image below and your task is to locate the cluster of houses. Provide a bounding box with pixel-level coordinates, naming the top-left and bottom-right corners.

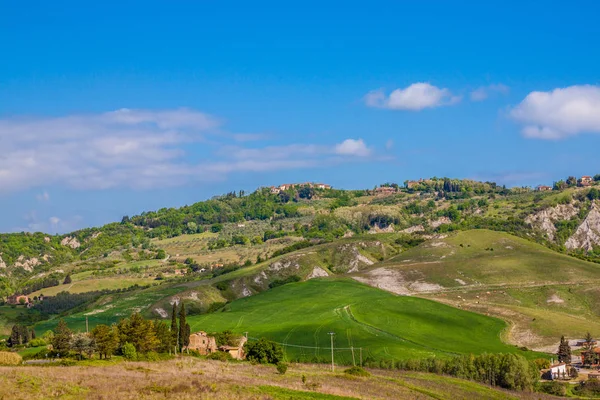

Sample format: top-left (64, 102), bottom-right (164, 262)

top-left (269, 182), bottom-right (331, 194)
top-left (536, 175), bottom-right (596, 192)
top-left (5, 294), bottom-right (34, 308)
top-left (186, 331), bottom-right (247, 360)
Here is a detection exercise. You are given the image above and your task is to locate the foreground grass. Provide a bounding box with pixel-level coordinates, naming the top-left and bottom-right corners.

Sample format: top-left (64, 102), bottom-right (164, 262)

top-left (0, 358), bottom-right (558, 400)
top-left (188, 279), bottom-right (540, 363)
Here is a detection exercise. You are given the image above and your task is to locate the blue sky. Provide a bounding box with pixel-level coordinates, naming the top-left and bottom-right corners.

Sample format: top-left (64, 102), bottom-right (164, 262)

top-left (1, 1), bottom-right (600, 233)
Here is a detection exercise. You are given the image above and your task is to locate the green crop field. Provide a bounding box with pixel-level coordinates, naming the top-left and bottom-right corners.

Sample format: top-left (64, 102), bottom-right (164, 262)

top-left (187, 278), bottom-right (539, 364)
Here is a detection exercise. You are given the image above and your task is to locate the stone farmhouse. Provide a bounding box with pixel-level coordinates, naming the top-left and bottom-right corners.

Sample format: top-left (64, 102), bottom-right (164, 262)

top-left (185, 331), bottom-right (247, 360)
top-left (536, 185), bottom-right (552, 192)
top-left (186, 331), bottom-right (217, 355)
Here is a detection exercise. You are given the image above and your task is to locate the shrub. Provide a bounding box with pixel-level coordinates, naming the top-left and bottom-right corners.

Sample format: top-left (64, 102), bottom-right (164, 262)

top-left (538, 381), bottom-right (567, 396)
top-left (28, 338), bottom-right (47, 348)
top-left (276, 362), bottom-right (288, 375)
top-left (0, 351), bottom-right (22, 365)
top-left (207, 351), bottom-right (232, 362)
top-left (122, 342), bottom-right (137, 360)
top-left (344, 366), bottom-right (370, 377)
top-left (245, 338), bottom-right (284, 365)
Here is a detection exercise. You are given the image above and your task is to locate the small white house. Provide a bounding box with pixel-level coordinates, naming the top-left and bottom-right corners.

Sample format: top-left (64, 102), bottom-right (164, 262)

top-left (548, 363), bottom-right (568, 380)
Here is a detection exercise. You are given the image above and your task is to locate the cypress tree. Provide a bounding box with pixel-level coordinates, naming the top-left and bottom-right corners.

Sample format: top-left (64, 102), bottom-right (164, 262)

top-left (178, 303), bottom-right (187, 351)
top-left (557, 335), bottom-right (571, 363)
top-left (171, 303), bottom-right (178, 351)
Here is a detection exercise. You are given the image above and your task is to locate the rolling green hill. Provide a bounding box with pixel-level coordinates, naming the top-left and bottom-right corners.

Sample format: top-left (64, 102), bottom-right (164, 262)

top-left (187, 278), bottom-right (539, 363)
top-left (354, 229), bottom-right (600, 349)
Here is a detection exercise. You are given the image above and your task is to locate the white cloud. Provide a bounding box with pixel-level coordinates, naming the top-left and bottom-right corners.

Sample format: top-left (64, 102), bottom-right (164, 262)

top-left (385, 139), bottom-right (394, 150)
top-left (470, 84), bottom-right (509, 102)
top-left (334, 139), bottom-right (372, 157)
top-left (365, 83), bottom-right (461, 111)
top-left (0, 109), bottom-right (378, 194)
top-left (511, 85), bottom-right (600, 140)
top-left (36, 191), bottom-right (50, 202)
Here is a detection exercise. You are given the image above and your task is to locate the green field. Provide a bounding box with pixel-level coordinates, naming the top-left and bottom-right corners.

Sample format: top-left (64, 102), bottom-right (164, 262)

top-left (187, 278), bottom-right (538, 364)
top-left (28, 277), bottom-right (157, 297)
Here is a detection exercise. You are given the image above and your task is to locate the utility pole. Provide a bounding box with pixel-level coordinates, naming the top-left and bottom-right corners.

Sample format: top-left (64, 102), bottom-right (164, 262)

top-left (360, 348), bottom-right (363, 367)
top-left (86, 316), bottom-right (89, 333)
top-left (351, 346), bottom-right (356, 366)
top-left (328, 332), bottom-right (335, 372)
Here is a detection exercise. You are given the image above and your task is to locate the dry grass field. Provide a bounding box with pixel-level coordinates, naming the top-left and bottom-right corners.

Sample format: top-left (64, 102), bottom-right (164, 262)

top-left (0, 358), bottom-right (559, 400)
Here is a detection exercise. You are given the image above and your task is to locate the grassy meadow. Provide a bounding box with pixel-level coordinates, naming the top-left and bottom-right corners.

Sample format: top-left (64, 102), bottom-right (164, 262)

top-left (0, 358), bottom-right (558, 400)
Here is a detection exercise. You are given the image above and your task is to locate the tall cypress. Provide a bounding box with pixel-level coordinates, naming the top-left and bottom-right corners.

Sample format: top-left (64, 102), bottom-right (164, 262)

top-left (557, 335), bottom-right (571, 363)
top-left (171, 303), bottom-right (178, 351)
top-left (178, 303), bottom-right (187, 351)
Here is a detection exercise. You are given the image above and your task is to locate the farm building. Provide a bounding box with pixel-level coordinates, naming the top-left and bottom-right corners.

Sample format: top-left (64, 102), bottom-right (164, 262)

top-left (374, 186), bottom-right (397, 196)
top-left (536, 185), bottom-right (552, 192)
top-left (589, 372), bottom-right (600, 380)
top-left (186, 331), bottom-right (217, 355)
top-left (581, 176), bottom-right (593, 186)
top-left (219, 336), bottom-right (247, 360)
top-left (542, 363), bottom-right (568, 380)
top-left (6, 295), bottom-right (30, 305)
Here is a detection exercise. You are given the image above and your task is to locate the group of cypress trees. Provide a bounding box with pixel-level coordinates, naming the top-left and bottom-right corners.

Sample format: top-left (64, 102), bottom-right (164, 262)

top-left (171, 302), bottom-right (190, 352)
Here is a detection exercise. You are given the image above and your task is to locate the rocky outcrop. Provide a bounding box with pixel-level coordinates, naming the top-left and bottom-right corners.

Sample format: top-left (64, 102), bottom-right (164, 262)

top-left (307, 266), bottom-right (329, 279)
top-left (565, 204), bottom-right (600, 251)
top-left (401, 225), bottom-right (425, 234)
top-left (61, 236), bottom-right (81, 249)
top-left (430, 217), bottom-right (451, 229)
top-left (13, 256), bottom-right (40, 272)
top-left (0, 255), bottom-right (6, 269)
top-left (525, 203), bottom-right (578, 241)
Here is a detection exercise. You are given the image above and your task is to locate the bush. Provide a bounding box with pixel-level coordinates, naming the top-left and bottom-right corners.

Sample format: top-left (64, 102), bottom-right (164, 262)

top-left (538, 381), bottom-right (567, 396)
top-left (28, 338), bottom-right (47, 348)
top-left (122, 342), bottom-right (137, 360)
top-left (276, 362), bottom-right (288, 375)
top-left (245, 338), bottom-right (284, 365)
top-left (0, 351), bottom-right (22, 365)
top-left (574, 379), bottom-right (600, 397)
top-left (344, 366), bottom-right (370, 377)
top-left (207, 351), bottom-right (232, 362)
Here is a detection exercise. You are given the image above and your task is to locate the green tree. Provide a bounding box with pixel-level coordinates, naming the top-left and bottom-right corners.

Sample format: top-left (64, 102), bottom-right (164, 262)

top-left (557, 335), bottom-right (571, 363)
top-left (91, 324), bottom-right (119, 359)
top-left (585, 332), bottom-right (595, 350)
top-left (70, 332), bottom-right (95, 360)
top-left (171, 303), bottom-right (179, 351)
top-left (566, 176), bottom-right (577, 186)
top-left (153, 321), bottom-right (172, 353)
top-left (52, 319), bottom-right (73, 354)
top-left (245, 338), bottom-right (284, 364)
top-left (117, 313), bottom-right (159, 353)
top-left (63, 274), bottom-right (72, 285)
top-left (178, 303), bottom-right (189, 351)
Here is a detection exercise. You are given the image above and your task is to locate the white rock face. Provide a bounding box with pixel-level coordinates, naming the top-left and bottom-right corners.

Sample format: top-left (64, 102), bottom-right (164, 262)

top-left (565, 204), bottom-right (600, 251)
top-left (525, 203), bottom-right (578, 241)
top-left (430, 217), bottom-right (451, 229)
top-left (307, 267), bottom-right (329, 279)
top-left (61, 236), bottom-right (81, 249)
top-left (0, 255), bottom-right (6, 269)
top-left (13, 257), bottom-right (40, 272)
